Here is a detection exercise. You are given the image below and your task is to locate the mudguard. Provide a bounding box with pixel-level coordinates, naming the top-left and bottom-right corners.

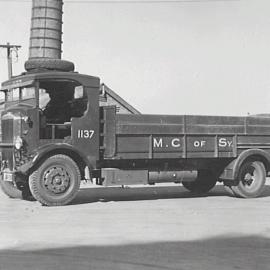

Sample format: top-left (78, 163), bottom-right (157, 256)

top-left (220, 149), bottom-right (270, 180)
top-left (18, 143), bottom-right (90, 175)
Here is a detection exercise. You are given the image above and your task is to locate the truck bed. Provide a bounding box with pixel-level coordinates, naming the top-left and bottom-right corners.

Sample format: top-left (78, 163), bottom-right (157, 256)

top-left (102, 107), bottom-right (270, 160)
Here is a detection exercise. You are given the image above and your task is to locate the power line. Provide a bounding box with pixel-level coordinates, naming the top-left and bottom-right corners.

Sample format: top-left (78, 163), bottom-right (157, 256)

top-left (0, 0), bottom-right (240, 3)
top-left (67, 0), bottom-right (240, 3)
top-left (66, 0), bottom-right (239, 2)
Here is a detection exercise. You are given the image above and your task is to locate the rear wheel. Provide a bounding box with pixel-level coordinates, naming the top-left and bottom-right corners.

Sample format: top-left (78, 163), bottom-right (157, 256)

top-left (182, 170), bottom-right (217, 194)
top-left (223, 184), bottom-right (235, 197)
top-left (29, 154), bottom-right (81, 206)
top-left (231, 161), bottom-right (266, 198)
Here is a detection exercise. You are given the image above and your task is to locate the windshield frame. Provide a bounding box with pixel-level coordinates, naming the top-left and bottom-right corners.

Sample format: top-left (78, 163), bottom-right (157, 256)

top-left (1, 81), bottom-right (39, 108)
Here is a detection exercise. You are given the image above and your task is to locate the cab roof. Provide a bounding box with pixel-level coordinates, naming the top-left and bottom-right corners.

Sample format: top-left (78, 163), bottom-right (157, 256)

top-left (1, 70), bottom-right (100, 91)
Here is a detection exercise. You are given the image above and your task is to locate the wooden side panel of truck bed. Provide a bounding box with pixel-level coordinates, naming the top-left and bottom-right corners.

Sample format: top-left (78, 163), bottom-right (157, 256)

top-left (102, 107), bottom-right (270, 160)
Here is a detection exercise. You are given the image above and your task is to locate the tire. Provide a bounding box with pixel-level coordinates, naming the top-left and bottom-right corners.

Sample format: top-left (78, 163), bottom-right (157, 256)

top-left (0, 175), bottom-right (34, 200)
top-left (182, 170), bottom-right (217, 194)
top-left (223, 185), bottom-right (235, 197)
top-left (24, 59), bottom-right (75, 72)
top-left (0, 178), bottom-right (22, 199)
top-left (231, 161), bottom-right (266, 198)
top-left (29, 154), bottom-right (81, 206)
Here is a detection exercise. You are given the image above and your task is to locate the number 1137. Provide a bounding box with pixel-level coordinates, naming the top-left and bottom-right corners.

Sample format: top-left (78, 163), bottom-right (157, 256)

top-left (77, 129), bottom-right (95, 139)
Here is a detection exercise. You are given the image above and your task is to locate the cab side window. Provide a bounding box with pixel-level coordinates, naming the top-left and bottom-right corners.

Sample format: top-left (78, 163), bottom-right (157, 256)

top-left (69, 85), bottom-right (88, 118)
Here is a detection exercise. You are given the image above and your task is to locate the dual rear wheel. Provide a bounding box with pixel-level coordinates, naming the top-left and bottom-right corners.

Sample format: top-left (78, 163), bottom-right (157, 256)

top-left (182, 170), bottom-right (217, 194)
top-left (224, 161), bottom-right (266, 198)
top-left (182, 160), bottom-right (266, 198)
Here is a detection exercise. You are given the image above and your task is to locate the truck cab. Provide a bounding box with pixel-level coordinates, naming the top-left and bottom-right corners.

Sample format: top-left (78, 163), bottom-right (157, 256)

top-left (0, 71), bottom-right (101, 203)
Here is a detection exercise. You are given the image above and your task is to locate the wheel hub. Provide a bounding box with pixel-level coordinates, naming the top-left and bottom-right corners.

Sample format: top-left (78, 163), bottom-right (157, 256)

top-left (44, 167), bottom-right (70, 194)
top-left (243, 173), bottom-right (254, 186)
top-left (241, 165), bottom-right (261, 190)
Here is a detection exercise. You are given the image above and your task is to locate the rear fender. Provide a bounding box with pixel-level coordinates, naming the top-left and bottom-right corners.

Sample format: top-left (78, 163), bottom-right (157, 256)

top-left (220, 149), bottom-right (270, 180)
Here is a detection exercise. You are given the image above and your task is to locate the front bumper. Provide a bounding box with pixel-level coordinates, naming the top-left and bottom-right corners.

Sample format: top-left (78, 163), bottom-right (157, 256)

top-left (0, 142), bottom-right (14, 175)
top-left (0, 143), bottom-right (14, 148)
top-left (0, 140), bottom-right (34, 174)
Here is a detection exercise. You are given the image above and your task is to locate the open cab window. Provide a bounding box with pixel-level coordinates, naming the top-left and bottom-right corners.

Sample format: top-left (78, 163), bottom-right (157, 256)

top-left (39, 80), bottom-right (88, 139)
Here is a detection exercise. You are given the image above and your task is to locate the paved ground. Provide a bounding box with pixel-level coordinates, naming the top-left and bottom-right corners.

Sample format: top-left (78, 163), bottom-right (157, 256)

top-left (0, 182), bottom-right (270, 270)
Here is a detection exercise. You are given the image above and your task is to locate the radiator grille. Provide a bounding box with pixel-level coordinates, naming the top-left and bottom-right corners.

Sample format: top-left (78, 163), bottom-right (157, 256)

top-left (2, 119), bottom-right (13, 143)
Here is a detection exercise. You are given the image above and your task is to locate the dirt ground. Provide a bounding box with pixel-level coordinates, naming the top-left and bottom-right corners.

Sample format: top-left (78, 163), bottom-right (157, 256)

top-left (0, 182), bottom-right (270, 270)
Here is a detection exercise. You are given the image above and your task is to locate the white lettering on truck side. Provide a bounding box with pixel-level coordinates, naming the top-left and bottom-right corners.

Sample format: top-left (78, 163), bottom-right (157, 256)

top-left (171, 138), bottom-right (181, 148)
top-left (219, 138), bottom-right (233, 147)
top-left (153, 138), bottom-right (163, 148)
top-left (153, 138), bottom-right (181, 148)
top-left (194, 140), bottom-right (206, 147)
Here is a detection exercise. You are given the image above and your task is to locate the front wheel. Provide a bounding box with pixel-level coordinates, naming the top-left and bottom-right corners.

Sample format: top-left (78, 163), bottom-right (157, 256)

top-left (182, 170), bottom-right (217, 194)
top-left (29, 154), bottom-right (81, 206)
top-left (231, 161), bottom-right (266, 198)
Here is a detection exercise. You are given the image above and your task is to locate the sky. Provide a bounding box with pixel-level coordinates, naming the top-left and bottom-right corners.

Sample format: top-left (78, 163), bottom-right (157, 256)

top-left (0, 0), bottom-right (270, 116)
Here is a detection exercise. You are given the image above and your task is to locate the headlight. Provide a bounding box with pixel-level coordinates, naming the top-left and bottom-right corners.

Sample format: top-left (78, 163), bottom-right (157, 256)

top-left (14, 136), bottom-right (23, 150)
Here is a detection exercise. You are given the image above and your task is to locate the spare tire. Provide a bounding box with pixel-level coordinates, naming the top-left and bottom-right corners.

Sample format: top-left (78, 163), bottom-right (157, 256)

top-left (25, 58), bottom-right (75, 72)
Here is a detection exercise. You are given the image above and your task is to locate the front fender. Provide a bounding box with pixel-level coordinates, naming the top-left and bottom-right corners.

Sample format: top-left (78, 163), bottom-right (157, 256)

top-left (18, 143), bottom-right (91, 174)
top-left (220, 149), bottom-right (270, 180)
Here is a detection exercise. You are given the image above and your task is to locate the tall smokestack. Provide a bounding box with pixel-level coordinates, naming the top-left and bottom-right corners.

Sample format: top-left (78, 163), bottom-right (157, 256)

top-left (25, 0), bottom-right (74, 72)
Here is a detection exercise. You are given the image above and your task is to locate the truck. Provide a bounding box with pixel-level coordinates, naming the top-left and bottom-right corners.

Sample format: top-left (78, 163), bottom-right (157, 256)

top-left (0, 70), bottom-right (269, 206)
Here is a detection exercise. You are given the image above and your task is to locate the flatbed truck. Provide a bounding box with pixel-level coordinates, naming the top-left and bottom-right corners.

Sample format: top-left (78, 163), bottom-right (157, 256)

top-left (0, 70), bottom-right (269, 206)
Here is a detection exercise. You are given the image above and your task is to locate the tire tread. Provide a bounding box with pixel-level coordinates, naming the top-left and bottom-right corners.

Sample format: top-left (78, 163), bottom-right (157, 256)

top-left (0, 180), bottom-right (22, 199)
top-left (182, 170), bottom-right (216, 194)
top-left (25, 59), bottom-right (75, 72)
top-left (29, 154), bottom-right (81, 206)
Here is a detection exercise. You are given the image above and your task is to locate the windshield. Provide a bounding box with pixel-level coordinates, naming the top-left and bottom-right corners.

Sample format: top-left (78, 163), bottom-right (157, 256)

top-left (5, 86), bottom-right (35, 102)
top-left (21, 87), bottom-right (35, 100)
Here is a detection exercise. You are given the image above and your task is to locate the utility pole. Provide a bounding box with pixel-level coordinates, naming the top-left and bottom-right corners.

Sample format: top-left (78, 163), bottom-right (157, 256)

top-left (0, 43), bottom-right (21, 79)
